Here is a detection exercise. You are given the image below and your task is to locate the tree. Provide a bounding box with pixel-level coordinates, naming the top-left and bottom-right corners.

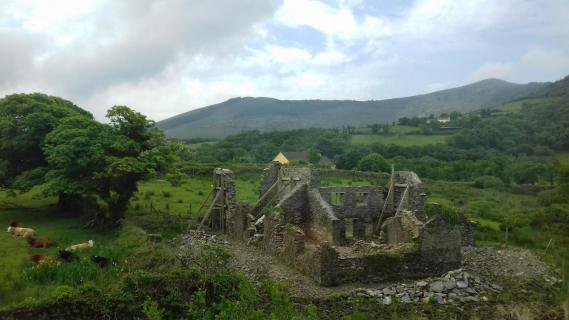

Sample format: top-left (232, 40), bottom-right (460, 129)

top-left (0, 93), bottom-right (92, 188)
top-left (357, 153), bottom-right (390, 172)
top-left (308, 149), bottom-right (321, 165)
top-left (43, 106), bottom-right (167, 226)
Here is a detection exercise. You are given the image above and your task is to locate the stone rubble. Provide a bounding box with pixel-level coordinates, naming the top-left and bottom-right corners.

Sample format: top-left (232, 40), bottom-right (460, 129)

top-left (353, 268), bottom-right (502, 305)
top-left (178, 230), bottom-right (229, 247)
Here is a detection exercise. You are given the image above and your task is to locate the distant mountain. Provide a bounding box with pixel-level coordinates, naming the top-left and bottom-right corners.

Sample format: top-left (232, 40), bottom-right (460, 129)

top-left (158, 79), bottom-right (548, 139)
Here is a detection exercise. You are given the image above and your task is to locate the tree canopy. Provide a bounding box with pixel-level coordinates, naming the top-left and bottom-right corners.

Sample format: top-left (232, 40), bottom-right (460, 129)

top-left (43, 106), bottom-right (167, 226)
top-left (0, 93), bottom-right (170, 227)
top-left (0, 93), bottom-right (92, 188)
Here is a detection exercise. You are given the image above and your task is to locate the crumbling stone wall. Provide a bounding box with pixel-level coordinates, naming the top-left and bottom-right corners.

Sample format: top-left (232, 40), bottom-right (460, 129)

top-left (227, 203), bottom-right (252, 240)
top-left (260, 163), bottom-right (280, 195)
top-left (319, 169), bottom-right (390, 183)
top-left (316, 186), bottom-right (384, 243)
top-left (210, 168), bottom-right (237, 232)
top-left (460, 219), bottom-right (476, 247)
top-left (282, 224), bottom-right (305, 259)
top-left (380, 210), bottom-right (423, 244)
top-left (228, 165), bottom-right (471, 287)
top-left (393, 171), bottom-right (426, 221)
top-left (307, 189), bottom-right (344, 244)
top-left (318, 187), bottom-right (384, 218)
top-left (418, 216), bottom-right (462, 272)
top-left (263, 211), bottom-right (285, 255)
top-left (276, 184), bottom-right (309, 225)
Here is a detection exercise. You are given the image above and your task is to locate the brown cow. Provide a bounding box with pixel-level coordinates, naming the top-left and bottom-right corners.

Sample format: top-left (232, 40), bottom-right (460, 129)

top-left (27, 237), bottom-right (56, 249)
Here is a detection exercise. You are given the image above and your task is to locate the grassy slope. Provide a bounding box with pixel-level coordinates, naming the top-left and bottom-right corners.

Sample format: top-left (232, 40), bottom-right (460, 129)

top-left (351, 133), bottom-right (450, 146)
top-left (159, 80), bottom-right (547, 139)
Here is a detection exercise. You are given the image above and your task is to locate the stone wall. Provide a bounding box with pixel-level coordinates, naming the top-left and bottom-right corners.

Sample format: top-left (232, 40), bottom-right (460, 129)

top-left (380, 210), bottom-right (423, 244)
top-left (418, 215), bottom-right (462, 273)
top-left (460, 219), bottom-right (476, 247)
top-left (319, 169), bottom-right (390, 183)
top-left (212, 168), bottom-right (237, 232)
top-left (307, 188), bottom-right (344, 244)
top-left (318, 186), bottom-right (384, 219)
top-left (263, 211), bottom-right (285, 255)
top-left (393, 171), bottom-right (426, 221)
top-left (259, 162), bottom-right (280, 196)
top-left (227, 203), bottom-right (252, 240)
top-left (282, 224), bottom-right (305, 259)
top-left (276, 184), bottom-right (309, 225)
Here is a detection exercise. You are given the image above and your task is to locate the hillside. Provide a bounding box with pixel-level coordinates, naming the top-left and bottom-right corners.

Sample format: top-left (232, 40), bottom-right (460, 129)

top-left (158, 79), bottom-right (547, 139)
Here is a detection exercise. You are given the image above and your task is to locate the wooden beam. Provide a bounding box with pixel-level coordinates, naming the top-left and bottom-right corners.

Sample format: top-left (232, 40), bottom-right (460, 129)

top-left (198, 190), bottom-right (222, 231)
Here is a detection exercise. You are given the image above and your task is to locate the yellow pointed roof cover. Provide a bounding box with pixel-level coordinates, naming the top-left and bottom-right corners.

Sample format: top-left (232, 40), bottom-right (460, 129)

top-left (272, 152), bottom-right (289, 164)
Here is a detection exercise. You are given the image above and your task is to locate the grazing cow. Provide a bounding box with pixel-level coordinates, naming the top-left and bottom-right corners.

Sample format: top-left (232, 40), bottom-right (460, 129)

top-left (9, 221), bottom-right (24, 227)
top-left (91, 255), bottom-right (110, 268)
top-left (65, 240), bottom-right (94, 252)
top-left (27, 237), bottom-right (56, 249)
top-left (7, 226), bottom-right (36, 238)
top-left (30, 254), bottom-right (54, 265)
top-left (57, 250), bottom-right (79, 262)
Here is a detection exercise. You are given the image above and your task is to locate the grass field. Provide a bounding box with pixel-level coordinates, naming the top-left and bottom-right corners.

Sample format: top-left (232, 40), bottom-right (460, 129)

top-left (2, 172), bottom-right (567, 312)
top-left (0, 173), bottom-right (262, 309)
top-left (555, 152), bottom-right (569, 165)
top-left (351, 134), bottom-right (450, 146)
top-left (426, 180), bottom-right (569, 253)
top-left (130, 174), bottom-right (260, 219)
top-left (0, 205), bottom-right (117, 306)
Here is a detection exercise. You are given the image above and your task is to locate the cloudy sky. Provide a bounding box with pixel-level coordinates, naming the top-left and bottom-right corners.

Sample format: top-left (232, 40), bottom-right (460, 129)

top-left (1, 0), bottom-right (569, 121)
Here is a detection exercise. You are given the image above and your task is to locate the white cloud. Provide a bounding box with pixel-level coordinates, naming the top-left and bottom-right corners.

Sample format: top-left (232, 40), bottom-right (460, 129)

top-left (520, 49), bottom-right (569, 80)
top-left (471, 62), bottom-right (514, 81)
top-left (314, 51), bottom-right (349, 65)
top-left (1, 0), bottom-right (569, 122)
top-left (275, 0), bottom-right (357, 39)
top-left (265, 45), bottom-right (312, 64)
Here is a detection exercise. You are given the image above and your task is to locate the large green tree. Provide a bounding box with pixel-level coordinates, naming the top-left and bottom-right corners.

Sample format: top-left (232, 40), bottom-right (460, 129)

top-left (43, 106), bottom-right (168, 226)
top-left (357, 153), bottom-right (390, 173)
top-left (0, 93), bottom-right (92, 187)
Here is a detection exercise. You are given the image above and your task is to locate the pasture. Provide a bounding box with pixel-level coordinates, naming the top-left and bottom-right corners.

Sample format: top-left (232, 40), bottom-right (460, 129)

top-left (0, 173), bottom-right (262, 309)
top-left (350, 133), bottom-right (450, 147)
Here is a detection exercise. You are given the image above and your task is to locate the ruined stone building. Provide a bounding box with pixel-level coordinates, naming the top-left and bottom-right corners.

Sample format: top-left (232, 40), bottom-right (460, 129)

top-left (202, 163), bottom-right (473, 286)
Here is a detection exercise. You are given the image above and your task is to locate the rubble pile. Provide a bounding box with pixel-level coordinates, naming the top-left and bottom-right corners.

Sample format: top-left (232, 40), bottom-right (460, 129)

top-left (178, 230), bottom-right (229, 248)
top-left (353, 269), bottom-right (503, 305)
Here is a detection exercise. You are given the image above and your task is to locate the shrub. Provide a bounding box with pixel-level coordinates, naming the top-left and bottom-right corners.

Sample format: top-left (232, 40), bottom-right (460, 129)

top-left (425, 203), bottom-right (462, 225)
top-left (357, 153), bottom-right (390, 173)
top-left (537, 189), bottom-right (567, 205)
top-left (142, 300), bottom-right (166, 320)
top-left (473, 175), bottom-right (504, 189)
top-left (162, 191), bottom-right (171, 198)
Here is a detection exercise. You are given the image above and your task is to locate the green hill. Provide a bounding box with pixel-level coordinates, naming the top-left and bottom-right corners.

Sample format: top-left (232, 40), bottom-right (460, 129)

top-left (158, 78), bottom-right (548, 139)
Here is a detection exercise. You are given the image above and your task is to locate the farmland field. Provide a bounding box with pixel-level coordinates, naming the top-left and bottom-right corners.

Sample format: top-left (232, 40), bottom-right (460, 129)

top-left (351, 133), bottom-right (451, 146)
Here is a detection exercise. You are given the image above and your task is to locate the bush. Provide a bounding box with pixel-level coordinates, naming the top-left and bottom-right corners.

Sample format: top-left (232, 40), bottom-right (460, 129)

top-left (162, 191), bottom-right (171, 198)
top-left (165, 172), bottom-right (185, 187)
top-left (425, 203), bottom-right (462, 225)
top-left (357, 153), bottom-right (390, 172)
top-left (473, 175), bottom-right (504, 189)
top-left (537, 189), bottom-right (567, 205)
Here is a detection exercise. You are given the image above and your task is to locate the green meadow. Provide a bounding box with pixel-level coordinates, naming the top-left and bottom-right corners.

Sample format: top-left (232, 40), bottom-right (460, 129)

top-left (0, 173), bottom-right (262, 309)
top-left (350, 133), bottom-right (450, 147)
